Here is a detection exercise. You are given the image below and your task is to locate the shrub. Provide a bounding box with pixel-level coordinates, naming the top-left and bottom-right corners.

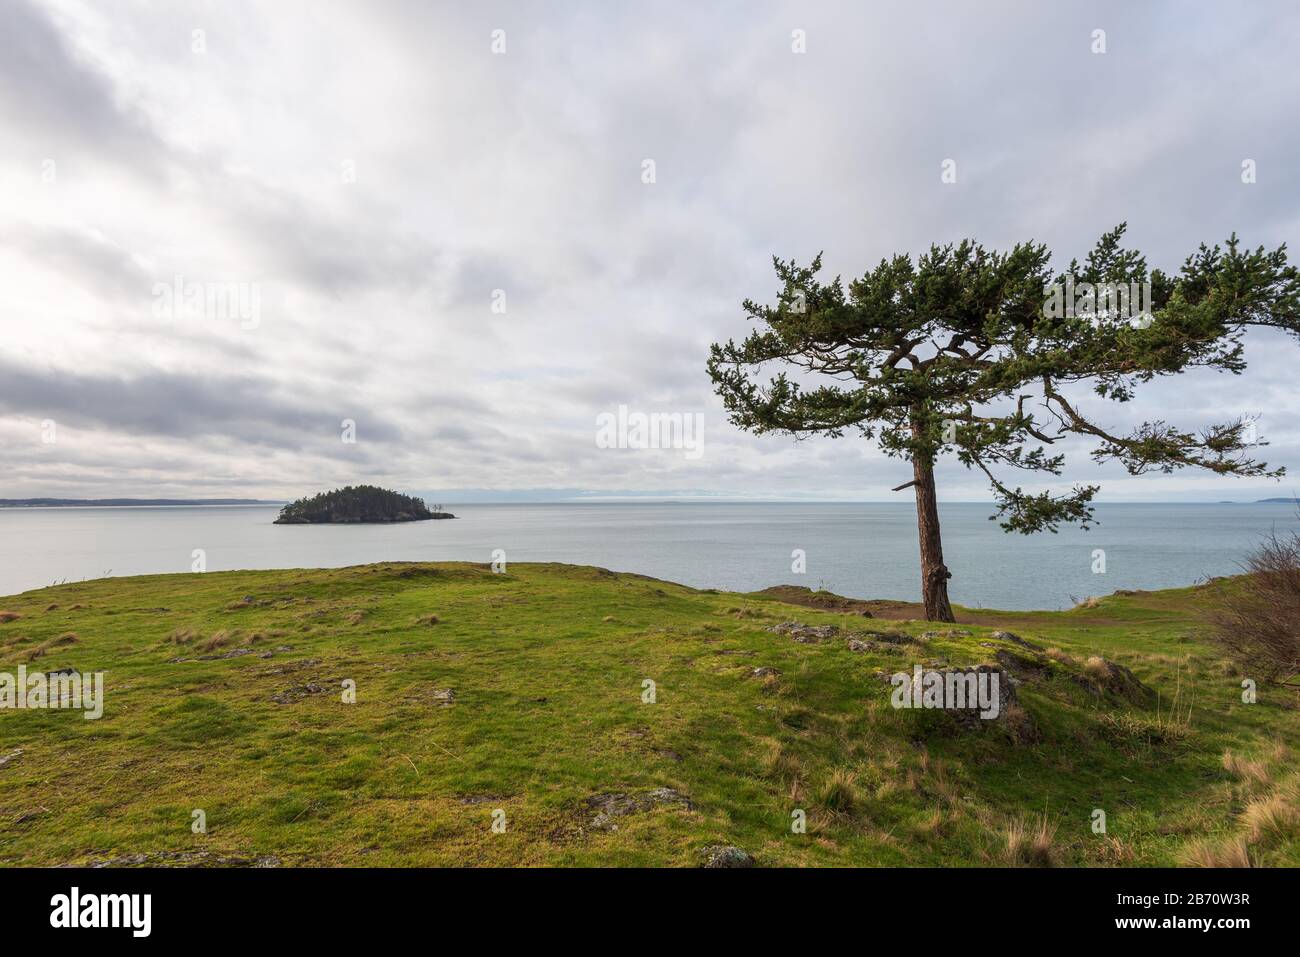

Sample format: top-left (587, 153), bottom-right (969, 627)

top-left (1208, 527), bottom-right (1300, 685)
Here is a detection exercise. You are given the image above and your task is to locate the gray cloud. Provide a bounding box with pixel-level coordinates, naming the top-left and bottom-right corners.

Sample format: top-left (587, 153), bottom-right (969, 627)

top-left (0, 0), bottom-right (171, 180)
top-left (0, 0), bottom-right (1297, 501)
top-left (0, 355), bottom-right (403, 449)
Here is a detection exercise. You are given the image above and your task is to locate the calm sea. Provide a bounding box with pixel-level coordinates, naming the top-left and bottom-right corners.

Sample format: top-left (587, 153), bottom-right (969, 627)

top-left (0, 502), bottom-right (1293, 610)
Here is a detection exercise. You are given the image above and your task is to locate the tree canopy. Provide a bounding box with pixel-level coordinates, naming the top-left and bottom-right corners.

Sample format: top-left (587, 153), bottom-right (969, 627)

top-left (274, 485), bottom-right (442, 524)
top-left (707, 225), bottom-right (1300, 620)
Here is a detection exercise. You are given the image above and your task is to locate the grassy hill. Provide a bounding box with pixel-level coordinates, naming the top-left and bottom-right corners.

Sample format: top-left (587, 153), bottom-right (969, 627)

top-left (0, 562), bottom-right (1296, 867)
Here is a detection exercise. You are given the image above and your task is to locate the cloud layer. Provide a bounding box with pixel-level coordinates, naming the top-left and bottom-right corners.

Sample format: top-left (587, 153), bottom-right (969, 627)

top-left (2, 0), bottom-right (1298, 502)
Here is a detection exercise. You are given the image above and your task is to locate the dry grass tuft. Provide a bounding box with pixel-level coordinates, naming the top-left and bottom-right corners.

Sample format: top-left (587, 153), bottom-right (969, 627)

top-left (1096, 835), bottom-right (1136, 865)
top-left (1001, 814), bottom-right (1058, 867)
top-left (414, 614), bottom-right (440, 626)
top-left (1181, 837), bottom-right (1253, 868)
top-left (815, 768), bottom-right (859, 814)
top-left (24, 632), bottom-right (79, 662)
top-left (1097, 711), bottom-right (1191, 749)
top-left (196, 630), bottom-right (234, 653)
top-left (760, 740), bottom-right (804, 800)
top-left (1222, 749), bottom-right (1271, 786)
top-left (0, 610), bottom-right (22, 623)
top-left (915, 807), bottom-right (947, 837)
top-left (1082, 655), bottom-right (1111, 680)
top-left (1240, 793), bottom-right (1299, 843)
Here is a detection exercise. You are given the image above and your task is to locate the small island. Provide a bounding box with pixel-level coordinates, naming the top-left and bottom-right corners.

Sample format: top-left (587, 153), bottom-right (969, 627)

top-left (273, 485), bottom-right (454, 524)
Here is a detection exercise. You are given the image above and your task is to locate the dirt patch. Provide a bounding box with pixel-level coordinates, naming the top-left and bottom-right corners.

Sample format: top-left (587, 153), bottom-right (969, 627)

top-left (754, 586), bottom-right (874, 616)
top-left (756, 586), bottom-right (1145, 627)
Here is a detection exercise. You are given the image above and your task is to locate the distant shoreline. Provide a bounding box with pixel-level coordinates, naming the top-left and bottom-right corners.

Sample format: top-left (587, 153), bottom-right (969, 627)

top-left (0, 499), bottom-right (283, 508)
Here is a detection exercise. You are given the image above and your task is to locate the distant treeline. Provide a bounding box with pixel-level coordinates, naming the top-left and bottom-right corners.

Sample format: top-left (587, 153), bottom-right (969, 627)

top-left (0, 498), bottom-right (280, 507)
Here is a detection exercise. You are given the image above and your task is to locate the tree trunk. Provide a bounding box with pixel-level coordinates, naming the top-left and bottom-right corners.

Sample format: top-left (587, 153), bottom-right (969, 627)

top-left (911, 450), bottom-right (956, 623)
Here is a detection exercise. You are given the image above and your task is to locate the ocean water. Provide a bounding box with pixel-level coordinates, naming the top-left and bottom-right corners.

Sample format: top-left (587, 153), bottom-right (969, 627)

top-left (0, 501), bottom-right (1293, 610)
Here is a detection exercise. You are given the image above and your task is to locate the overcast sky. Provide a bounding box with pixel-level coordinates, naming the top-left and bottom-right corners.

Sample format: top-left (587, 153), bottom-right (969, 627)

top-left (1, 0), bottom-right (1298, 503)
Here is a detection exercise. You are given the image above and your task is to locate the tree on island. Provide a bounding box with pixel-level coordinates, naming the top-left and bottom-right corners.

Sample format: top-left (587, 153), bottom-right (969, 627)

top-left (708, 225), bottom-right (1300, 622)
top-left (274, 485), bottom-right (449, 524)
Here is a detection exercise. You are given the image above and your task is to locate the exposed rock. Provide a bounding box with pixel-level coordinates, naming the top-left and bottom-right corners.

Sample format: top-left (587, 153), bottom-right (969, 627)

top-left (863, 630), bottom-right (917, 645)
top-left (772, 621), bottom-right (914, 648)
top-left (85, 851), bottom-right (281, 868)
top-left (1076, 657), bottom-right (1157, 705)
top-left (198, 648), bottom-right (258, 661)
top-left (847, 638), bottom-right (903, 655)
top-left (258, 658), bottom-right (321, 675)
top-left (750, 666), bottom-right (781, 678)
top-left (0, 748), bottom-right (22, 769)
top-left (584, 788), bottom-right (693, 830)
top-left (990, 630), bottom-right (1045, 651)
top-left (993, 649), bottom-right (1052, 680)
top-left (170, 646), bottom-right (262, 663)
top-left (701, 845), bottom-right (756, 868)
top-left (271, 682), bottom-right (328, 704)
top-left (769, 621), bottom-right (839, 643)
top-left (889, 664), bottom-right (1019, 730)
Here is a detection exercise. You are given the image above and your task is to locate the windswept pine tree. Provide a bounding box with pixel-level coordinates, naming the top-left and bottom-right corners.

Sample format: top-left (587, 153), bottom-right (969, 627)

top-left (274, 485), bottom-right (451, 524)
top-left (708, 225), bottom-right (1300, 621)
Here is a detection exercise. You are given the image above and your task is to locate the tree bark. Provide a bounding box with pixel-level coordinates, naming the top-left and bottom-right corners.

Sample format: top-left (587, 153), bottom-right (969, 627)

top-left (910, 448), bottom-right (956, 623)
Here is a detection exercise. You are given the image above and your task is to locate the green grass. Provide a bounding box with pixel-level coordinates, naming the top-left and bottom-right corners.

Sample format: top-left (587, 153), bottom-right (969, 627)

top-left (0, 562), bottom-right (1296, 867)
